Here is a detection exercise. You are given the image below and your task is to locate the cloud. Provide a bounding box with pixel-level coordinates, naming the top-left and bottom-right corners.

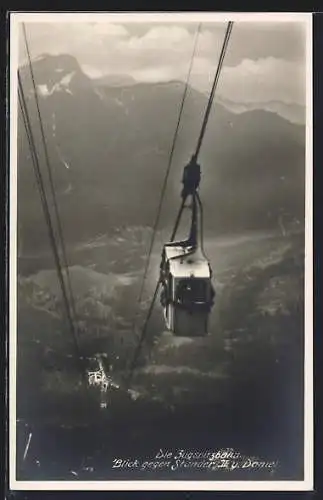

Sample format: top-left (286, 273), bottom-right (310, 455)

top-left (19, 21), bottom-right (307, 109)
top-left (86, 22), bottom-right (129, 37)
top-left (80, 65), bottom-right (105, 79)
top-left (19, 22), bottom-right (129, 63)
top-left (137, 25), bottom-right (191, 44)
top-left (218, 57), bottom-right (305, 105)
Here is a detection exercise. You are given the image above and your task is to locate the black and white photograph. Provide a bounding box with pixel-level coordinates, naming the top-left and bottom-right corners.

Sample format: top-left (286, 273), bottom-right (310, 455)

top-left (9, 12), bottom-right (313, 491)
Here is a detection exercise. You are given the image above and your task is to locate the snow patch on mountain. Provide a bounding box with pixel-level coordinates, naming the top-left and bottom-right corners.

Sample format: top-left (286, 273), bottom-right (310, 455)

top-left (114, 97), bottom-right (129, 115)
top-left (63, 183), bottom-right (73, 195)
top-left (56, 144), bottom-right (71, 169)
top-left (38, 84), bottom-right (52, 97)
top-left (60, 72), bottom-right (75, 86)
top-left (94, 88), bottom-right (105, 101)
top-left (114, 98), bottom-right (123, 107)
top-left (37, 71), bottom-right (76, 98)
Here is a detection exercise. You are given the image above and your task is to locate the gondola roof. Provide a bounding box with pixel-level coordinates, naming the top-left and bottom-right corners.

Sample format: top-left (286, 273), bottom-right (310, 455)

top-left (164, 244), bottom-right (211, 278)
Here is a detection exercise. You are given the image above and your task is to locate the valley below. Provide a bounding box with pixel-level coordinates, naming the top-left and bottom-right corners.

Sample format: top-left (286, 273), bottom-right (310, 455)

top-left (15, 226), bottom-right (305, 481)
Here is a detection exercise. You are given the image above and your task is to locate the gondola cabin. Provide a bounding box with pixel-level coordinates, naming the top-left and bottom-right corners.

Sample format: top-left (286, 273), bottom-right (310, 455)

top-left (160, 243), bottom-right (214, 337)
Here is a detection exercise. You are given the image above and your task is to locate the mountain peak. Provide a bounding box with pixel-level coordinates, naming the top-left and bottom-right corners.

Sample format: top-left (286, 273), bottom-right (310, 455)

top-left (21, 53), bottom-right (81, 73)
top-left (19, 53), bottom-right (92, 96)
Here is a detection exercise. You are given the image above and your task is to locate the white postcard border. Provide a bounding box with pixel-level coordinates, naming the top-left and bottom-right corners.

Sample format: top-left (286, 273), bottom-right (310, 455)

top-left (9, 11), bottom-right (313, 491)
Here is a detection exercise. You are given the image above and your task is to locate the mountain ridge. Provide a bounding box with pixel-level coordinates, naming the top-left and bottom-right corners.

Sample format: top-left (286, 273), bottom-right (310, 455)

top-left (20, 52), bottom-right (303, 124)
top-left (17, 53), bottom-right (305, 252)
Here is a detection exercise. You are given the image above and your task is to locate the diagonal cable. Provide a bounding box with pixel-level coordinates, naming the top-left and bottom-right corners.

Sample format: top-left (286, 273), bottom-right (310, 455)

top-left (22, 23), bottom-right (78, 325)
top-left (18, 73), bottom-right (87, 384)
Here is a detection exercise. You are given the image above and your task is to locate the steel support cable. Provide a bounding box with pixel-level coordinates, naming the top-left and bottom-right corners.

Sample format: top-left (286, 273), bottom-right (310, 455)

top-left (170, 23), bottom-right (233, 244)
top-left (195, 21), bottom-right (234, 160)
top-left (22, 23), bottom-right (78, 326)
top-left (18, 76), bottom-right (87, 385)
top-left (125, 24), bottom-right (202, 385)
top-left (125, 281), bottom-right (161, 388)
top-left (170, 198), bottom-right (186, 242)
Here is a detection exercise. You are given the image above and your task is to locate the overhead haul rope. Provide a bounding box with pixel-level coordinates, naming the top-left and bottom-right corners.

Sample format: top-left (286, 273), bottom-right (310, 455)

top-left (18, 72), bottom-right (87, 385)
top-left (125, 23), bottom-right (202, 387)
top-left (195, 21), bottom-right (233, 160)
top-left (169, 21), bottom-right (234, 243)
top-left (22, 23), bottom-right (79, 328)
top-left (126, 21), bottom-right (234, 388)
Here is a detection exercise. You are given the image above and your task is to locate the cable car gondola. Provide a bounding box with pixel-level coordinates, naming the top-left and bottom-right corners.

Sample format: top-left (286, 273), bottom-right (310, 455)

top-left (159, 190), bottom-right (215, 337)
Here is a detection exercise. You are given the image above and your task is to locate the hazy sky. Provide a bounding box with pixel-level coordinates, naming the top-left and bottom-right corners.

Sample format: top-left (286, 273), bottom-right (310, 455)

top-left (18, 20), bottom-right (307, 107)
